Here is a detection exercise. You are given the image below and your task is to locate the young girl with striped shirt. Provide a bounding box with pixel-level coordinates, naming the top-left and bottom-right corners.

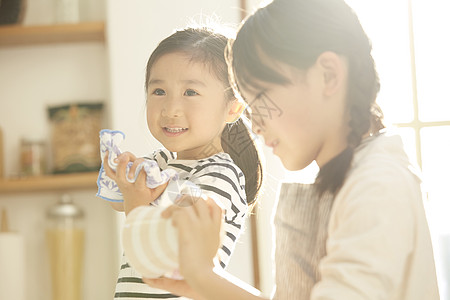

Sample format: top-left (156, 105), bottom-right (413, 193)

top-left (102, 26), bottom-right (263, 299)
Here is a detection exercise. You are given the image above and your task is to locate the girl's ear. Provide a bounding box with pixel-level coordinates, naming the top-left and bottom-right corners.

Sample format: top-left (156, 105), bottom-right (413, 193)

top-left (226, 99), bottom-right (245, 123)
top-left (316, 51), bottom-right (347, 97)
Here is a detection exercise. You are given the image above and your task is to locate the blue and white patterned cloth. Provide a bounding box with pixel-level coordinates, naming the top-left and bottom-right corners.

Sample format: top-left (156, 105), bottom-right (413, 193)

top-left (96, 129), bottom-right (181, 203)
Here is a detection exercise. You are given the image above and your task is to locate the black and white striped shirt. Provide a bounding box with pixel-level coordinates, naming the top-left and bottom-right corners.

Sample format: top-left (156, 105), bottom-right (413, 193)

top-left (114, 148), bottom-right (248, 299)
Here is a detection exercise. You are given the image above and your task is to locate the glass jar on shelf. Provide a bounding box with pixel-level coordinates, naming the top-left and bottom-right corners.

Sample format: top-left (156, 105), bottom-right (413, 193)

top-left (46, 194), bottom-right (85, 300)
top-left (20, 138), bottom-right (46, 177)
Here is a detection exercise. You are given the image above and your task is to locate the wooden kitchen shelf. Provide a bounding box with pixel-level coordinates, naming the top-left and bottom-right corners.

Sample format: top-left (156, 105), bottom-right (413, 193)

top-left (0, 172), bottom-right (98, 194)
top-left (0, 22), bottom-right (105, 46)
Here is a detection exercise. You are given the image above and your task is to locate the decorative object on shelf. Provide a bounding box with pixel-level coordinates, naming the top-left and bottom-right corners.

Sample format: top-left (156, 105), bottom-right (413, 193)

top-left (55, 0), bottom-right (79, 24)
top-left (0, 0), bottom-right (26, 25)
top-left (19, 138), bottom-right (46, 176)
top-left (0, 208), bottom-right (25, 300)
top-left (46, 194), bottom-right (84, 300)
top-left (47, 102), bottom-right (104, 174)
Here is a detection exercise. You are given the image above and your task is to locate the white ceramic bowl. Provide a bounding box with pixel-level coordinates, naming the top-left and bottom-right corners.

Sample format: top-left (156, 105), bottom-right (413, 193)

top-left (122, 205), bottom-right (178, 278)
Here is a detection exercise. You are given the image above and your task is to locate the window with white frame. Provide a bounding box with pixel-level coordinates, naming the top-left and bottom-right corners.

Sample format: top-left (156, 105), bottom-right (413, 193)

top-left (345, 0), bottom-right (450, 298)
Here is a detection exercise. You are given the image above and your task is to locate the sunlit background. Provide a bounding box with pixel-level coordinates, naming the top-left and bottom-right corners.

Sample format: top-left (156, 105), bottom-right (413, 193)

top-left (346, 1), bottom-right (450, 298)
top-left (0, 0), bottom-right (448, 299)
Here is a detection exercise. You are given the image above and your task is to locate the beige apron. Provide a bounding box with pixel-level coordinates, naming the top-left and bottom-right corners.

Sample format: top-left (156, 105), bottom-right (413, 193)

top-left (273, 183), bottom-right (334, 300)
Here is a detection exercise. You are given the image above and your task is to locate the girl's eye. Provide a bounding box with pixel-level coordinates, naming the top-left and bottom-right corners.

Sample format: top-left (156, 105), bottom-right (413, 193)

top-left (184, 89), bottom-right (199, 96)
top-left (152, 88), bottom-right (166, 96)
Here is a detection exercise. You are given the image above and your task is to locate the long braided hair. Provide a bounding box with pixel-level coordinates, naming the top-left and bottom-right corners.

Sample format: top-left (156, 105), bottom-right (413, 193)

top-left (227, 0), bottom-right (384, 196)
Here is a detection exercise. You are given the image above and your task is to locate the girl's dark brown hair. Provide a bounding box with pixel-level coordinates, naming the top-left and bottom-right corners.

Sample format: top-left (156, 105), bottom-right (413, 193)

top-left (145, 27), bottom-right (263, 204)
top-left (227, 0), bottom-right (384, 196)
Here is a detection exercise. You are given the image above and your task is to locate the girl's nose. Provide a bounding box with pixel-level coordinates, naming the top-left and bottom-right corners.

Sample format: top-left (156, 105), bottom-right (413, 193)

top-left (162, 97), bottom-right (182, 118)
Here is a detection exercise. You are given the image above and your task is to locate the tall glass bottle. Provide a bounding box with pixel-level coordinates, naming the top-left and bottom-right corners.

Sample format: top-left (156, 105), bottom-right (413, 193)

top-left (46, 194), bottom-right (84, 300)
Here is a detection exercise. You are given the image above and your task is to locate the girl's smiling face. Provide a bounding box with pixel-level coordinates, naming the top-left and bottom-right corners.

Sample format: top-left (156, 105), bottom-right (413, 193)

top-left (146, 52), bottom-right (237, 160)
